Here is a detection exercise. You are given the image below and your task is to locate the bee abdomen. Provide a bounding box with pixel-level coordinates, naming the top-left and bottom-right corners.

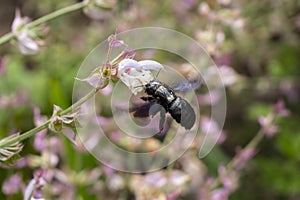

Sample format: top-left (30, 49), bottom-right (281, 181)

top-left (169, 97), bottom-right (196, 130)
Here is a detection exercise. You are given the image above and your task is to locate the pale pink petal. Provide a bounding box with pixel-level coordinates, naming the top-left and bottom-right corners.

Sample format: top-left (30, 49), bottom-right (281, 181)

top-left (61, 128), bottom-right (77, 145)
top-left (118, 59), bottom-right (140, 75)
top-left (138, 60), bottom-right (164, 71)
top-left (144, 171), bottom-right (167, 188)
top-left (24, 179), bottom-right (36, 200)
top-left (76, 73), bottom-right (104, 89)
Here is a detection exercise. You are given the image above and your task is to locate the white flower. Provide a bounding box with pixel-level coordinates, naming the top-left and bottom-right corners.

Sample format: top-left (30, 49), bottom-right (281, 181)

top-left (118, 59), bottom-right (164, 95)
top-left (11, 9), bottom-right (43, 55)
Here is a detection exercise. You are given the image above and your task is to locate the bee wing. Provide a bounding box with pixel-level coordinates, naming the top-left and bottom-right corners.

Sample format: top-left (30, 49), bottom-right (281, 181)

top-left (129, 94), bottom-right (166, 126)
top-left (179, 98), bottom-right (196, 130)
top-left (128, 102), bottom-right (152, 126)
top-left (172, 78), bottom-right (201, 93)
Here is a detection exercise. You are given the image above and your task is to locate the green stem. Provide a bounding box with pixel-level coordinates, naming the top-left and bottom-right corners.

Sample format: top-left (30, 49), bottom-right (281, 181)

top-left (227, 130), bottom-right (264, 171)
top-left (0, 1), bottom-right (87, 46)
top-left (0, 33), bottom-right (14, 46)
top-left (0, 87), bottom-right (100, 148)
top-left (61, 87), bottom-right (99, 115)
top-left (27, 2), bottom-right (86, 29)
top-left (0, 121), bottom-right (50, 148)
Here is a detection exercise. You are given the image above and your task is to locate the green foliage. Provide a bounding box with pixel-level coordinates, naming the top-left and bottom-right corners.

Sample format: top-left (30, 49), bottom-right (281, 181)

top-left (268, 44), bottom-right (300, 77)
top-left (257, 157), bottom-right (300, 196)
top-left (247, 103), bottom-right (272, 120)
top-left (276, 117), bottom-right (300, 161)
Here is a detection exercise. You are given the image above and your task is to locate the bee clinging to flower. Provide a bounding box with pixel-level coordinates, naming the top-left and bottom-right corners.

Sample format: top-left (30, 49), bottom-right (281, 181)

top-left (118, 59), bottom-right (196, 132)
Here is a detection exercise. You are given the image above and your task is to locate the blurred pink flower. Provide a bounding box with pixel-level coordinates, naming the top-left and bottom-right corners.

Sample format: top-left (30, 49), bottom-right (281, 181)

top-left (173, 0), bottom-right (197, 15)
top-left (166, 189), bottom-right (181, 200)
top-left (24, 169), bottom-right (46, 200)
top-left (13, 157), bottom-right (28, 168)
top-left (33, 107), bottom-right (48, 151)
top-left (210, 188), bottom-right (229, 200)
top-left (234, 147), bottom-right (256, 170)
top-left (201, 65), bottom-right (239, 88)
top-left (11, 9), bottom-right (44, 55)
top-left (197, 90), bottom-right (223, 106)
top-left (109, 131), bottom-right (121, 142)
top-left (2, 174), bottom-right (24, 195)
top-left (33, 131), bottom-right (47, 152)
top-left (279, 80), bottom-right (299, 102)
top-left (214, 53), bottom-right (233, 67)
top-left (0, 91), bottom-right (28, 109)
top-left (195, 29), bottom-right (225, 56)
top-left (107, 173), bottom-right (125, 191)
top-left (200, 117), bottom-right (226, 144)
top-left (130, 170), bottom-right (189, 200)
top-left (218, 166), bottom-right (238, 191)
top-left (96, 116), bottom-right (112, 126)
top-left (218, 65), bottom-right (240, 86)
top-left (273, 99), bottom-right (290, 117)
top-left (144, 171), bottom-right (167, 187)
top-left (258, 115), bottom-right (279, 137)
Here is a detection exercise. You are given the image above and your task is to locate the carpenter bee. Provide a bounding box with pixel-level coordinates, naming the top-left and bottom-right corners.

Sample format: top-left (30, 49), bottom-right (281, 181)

top-left (130, 79), bottom-right (197, 132)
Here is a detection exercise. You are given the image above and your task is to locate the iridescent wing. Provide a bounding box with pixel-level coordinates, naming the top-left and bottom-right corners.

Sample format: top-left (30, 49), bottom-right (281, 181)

top-left (172, 78), bottom-right (201, 92)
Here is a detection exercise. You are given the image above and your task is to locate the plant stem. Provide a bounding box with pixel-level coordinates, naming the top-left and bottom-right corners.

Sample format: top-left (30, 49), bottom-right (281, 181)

top-left (0, 87), bottom-right (99, 148)
top-left (227, 130), bottom-right (264, 170)
top-left (0, 33), bottom-right (14, 46)
top-left (0, 1), bottom-right (86, 46)
top-left (27, 2), bottom-right (86, 29)
top-left (61, 88), bottom-right (99, 115)
top-left (0, 121), bottom-right (50, 148)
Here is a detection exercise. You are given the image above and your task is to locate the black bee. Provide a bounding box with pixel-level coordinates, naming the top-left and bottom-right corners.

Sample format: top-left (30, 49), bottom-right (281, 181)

top-left (131, 79), bottom-right (196, 131)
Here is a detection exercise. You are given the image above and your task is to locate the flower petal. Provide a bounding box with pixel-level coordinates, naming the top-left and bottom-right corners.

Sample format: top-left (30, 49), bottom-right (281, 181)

top-left (118, 59), bottom-right (140, 75)
top-left (138, 60), bottom-right (164, 71)
top-left (17, 35), bottom-right (39, 55)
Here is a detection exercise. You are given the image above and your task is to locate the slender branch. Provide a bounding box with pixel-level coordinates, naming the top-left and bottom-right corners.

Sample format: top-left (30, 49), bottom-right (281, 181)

top-left (27, 2), bottom-right (86, 29)
top-left (0, 33), bottom-right (14, 46)
top-left (61, 88), bottom-right (99, 115)
top-left (0, 87), bottom-right (99, 148)
top-left (0, 121), bottom-right (50, 148)
top-left (0, 1), bottom-right (87, 46)
top-left (227, 130), bottom-right (264, 170)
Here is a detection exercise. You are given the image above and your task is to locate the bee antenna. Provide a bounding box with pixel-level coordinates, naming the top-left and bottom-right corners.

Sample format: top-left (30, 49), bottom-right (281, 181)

top-left (155, 69), bottom-right (162, 79)
top-left (134, 85), bottom-right (144, 89)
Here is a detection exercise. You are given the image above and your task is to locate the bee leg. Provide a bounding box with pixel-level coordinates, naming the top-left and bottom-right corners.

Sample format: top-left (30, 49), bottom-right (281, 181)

top-left (141, 96), bottom-right (155, 102)
top-left (149, 104), bottom-right (162, 117)
top-left (158, 108), bottom-right (166, 133)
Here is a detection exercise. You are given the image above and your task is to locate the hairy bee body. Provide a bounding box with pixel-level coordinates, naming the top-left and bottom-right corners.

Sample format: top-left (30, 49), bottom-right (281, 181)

top-left (142, 80), bottom-right (196, 130)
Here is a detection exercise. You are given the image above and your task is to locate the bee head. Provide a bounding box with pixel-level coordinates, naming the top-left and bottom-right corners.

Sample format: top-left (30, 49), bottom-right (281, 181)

top-left (144, 80), bottom-right (161, 94)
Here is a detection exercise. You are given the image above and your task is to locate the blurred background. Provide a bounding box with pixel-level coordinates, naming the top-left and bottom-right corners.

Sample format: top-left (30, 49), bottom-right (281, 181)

top-left (0, 0), bottom-right (300, 199)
